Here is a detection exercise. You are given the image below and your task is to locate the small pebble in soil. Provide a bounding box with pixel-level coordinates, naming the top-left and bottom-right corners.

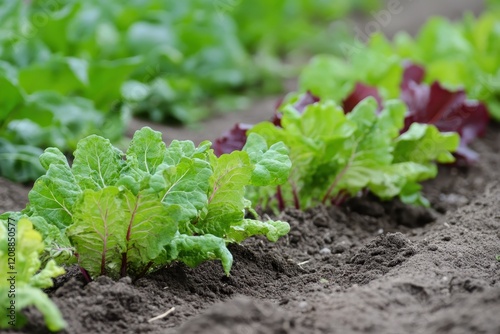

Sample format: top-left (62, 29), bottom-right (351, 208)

top-left (323, 234), bottom-right (333, 244)
top-left (313, 215), bottom-right (330, 228)
top-left (429, 245), bottom-right (438, 251)
top-left (298, 301), bottom-right (309, 309)
top-left (119, 277), bottom-right (132, 285)
top-left (333, 244), bottom-right (347, 254)
top-left (439, 193), bottom-right (468, 206)
top-left (95, 295), bottom-right (104, 304)
top-left (319, 247), bottom-right (332, 255)
top-left (442, 236), bottom-right (451, 241)
top-left (279, 298), bottom-right (289, 305)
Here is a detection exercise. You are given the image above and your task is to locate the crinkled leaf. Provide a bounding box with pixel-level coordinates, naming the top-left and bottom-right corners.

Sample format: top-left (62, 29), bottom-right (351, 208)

top-left (29, 215), bottom-right (74, 264)
top-left (243, 133), bottom-right (291, 186)
top-left (127, 127), bottom-right (166, 175)
top-left (28, 148), bottom-right (81, 229)
top-left (227, 219), bottom-right (290, 243)
top-left (165, 234), bottom-right (233, 276)
top-left (67, 187), bottom-right (127, 278)
top-left (121, 190), bottom-right (178, 275)
top-left (196, 151), bottom-right (253, 237)
top-left (72, 135), bottom-right (123, 190)
top-left (394, 123), bottom-right (460, 165)
top-left (156, 157), bottom-right (212, 226)
top-left (163, 140), bottom-right (211, 166)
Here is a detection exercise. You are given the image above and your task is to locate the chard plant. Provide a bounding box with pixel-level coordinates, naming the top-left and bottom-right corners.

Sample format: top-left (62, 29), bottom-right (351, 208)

top-left (22, 127), bottom-right (291, 280)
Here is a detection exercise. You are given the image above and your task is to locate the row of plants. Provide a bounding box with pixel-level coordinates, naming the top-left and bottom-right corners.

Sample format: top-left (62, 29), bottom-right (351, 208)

top-left (297, 10), bottom-right (499, 164)
top-left (214, 10), bottom-right (499, 200)
top-left (1, 93), bottom-right (463, 329)
top-left (1, 5), bottom-right (499, 333)
top-left (0, 97), bottom-right (463, 331)
top-left (0, 0), bottom-right (377, 183)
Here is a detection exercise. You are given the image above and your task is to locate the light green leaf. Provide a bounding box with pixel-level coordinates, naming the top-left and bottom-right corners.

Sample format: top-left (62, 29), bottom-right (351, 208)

top-left (127, 127), bottom-right (166, 174)
top-left (72, 135), bottom-right (124, 190)
top-left (196, 151), bottom-right (253, 237)
top-left (29, 215), bottom-right (74, 264)
top-left (121, 190), bottom-right (178, 274)
top-left (0, 218), bottom-right (66, 331)
top-left (29, 148), bottom-right (81, 229)
top-left (31, 260), bottom-right (66, 289)
top-left (156, 157), bottom-right (212, 225)
top-left (0, 286), bottom-right (66, 331)
top-left (243, 133), bottom-right (291, 186)
top-left (299, 55), bottom-right (353, 100)
top-left (227, 219), bottom-right (290, 243)
top-left (67, 187), bottom-right (127, 278)
top-left (163, 140), bottom-right (211, 166)
top-left (165, 234), bottom-right (233, 276)
top-left (394, 123), bottom-right (460, 164)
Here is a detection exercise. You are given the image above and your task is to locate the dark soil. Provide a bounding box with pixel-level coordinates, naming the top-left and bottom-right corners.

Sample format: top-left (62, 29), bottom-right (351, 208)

top-left (2, 3), bottom-right (497, 334)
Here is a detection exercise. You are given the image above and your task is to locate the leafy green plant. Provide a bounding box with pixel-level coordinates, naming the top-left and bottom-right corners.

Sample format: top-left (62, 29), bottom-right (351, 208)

top-left (0, 216), bottom-right (66, 332)
top-left (247, 98), bottom-right (459, 210)
top-left (23, 127), bottom-right (291, 279)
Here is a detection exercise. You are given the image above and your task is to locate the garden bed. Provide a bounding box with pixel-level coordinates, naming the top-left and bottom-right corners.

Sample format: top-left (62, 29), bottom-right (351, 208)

top-left (2, 121), bottom-right (499, 334)
top-left (2, 2), bottom-right (498, 333)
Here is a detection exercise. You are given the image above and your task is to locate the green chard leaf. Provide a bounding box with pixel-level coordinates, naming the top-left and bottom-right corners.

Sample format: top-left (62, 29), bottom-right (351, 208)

top-left (28, 148), bottom-right (81, 229)
top-left (67, 186), bottom-right (177, 278)
top-left (127, 127), bottom-right (167, 175)
top-left (195, 151), bottom-right (253, 237)
top-left (67, 187), bottom-right (127, 277)
top-left (72, 135), bottom-right (124, 190)
top-left (156, 156), bottom-right (212, 226)
top-left (165, 233), bottom-right (233, 276)
top-left (227, 219), bottom-right (291, 243)
top-left (243, 133), bottom-right (291, 187)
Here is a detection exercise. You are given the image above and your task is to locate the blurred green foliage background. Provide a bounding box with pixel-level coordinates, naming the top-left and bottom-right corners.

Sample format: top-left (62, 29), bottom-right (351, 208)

top-left (0, 0), bottom-right (378, 182)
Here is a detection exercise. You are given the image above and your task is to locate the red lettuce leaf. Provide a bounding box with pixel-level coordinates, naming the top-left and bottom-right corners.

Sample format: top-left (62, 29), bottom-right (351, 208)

top-left (342, 82), bottom-right (382, 113)
top-left (400, 64), bottom-right (490, 164)
top-left (272, 91), bottom-right (320, 127)
top-left (401, 62), bottom-right (426, 88)
top-left (339, 63), bottom-right (489, 164)
top-left (213, 123), bottom-right (253, 157)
